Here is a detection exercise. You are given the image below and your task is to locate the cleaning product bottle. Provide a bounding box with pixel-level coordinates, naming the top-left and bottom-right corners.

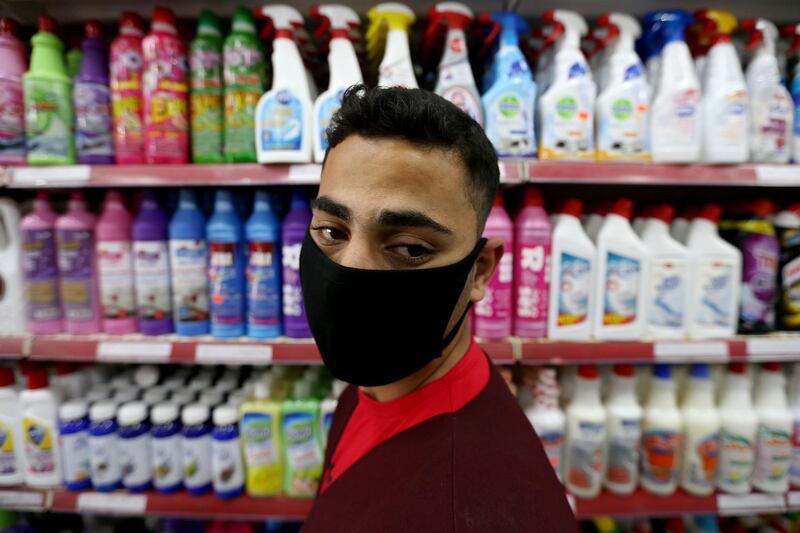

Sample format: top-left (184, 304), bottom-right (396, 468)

top-left (110, 12), bottom-right (146, 164)
top-left (594, 13), bottom-right (651, 161)
top-left (641, 204), bottom-right (690, 339)
top-left (223, 6), bottom-right (265, 163)
top-left (679, 364), bottom-right (721, 496)
top-left (593, 198), bottom-right (649, 340)
top-left (481, 12), bottom-right (537, 157)
top-left (255, 5), bottom-right (313, 163)
top-left (117, 401), bottom-right (152, 492)
top-left (189, 10), bottom-right (224, 164)
top-left (246, 190), bottom-right (283, 339)
top-left (311, 5), bottom-right (363, 162)
top-left (775, 204), bottom-right (800, 330)
top-left (695, 10), bottom-right (748, 163)
top-left (788, 363), bottom-right (800, 487)
top-left (0, 199), bottom-right (23, 334)
top-left (367, 3), bottom-right (417, 88)
top-left (23, 15), bottom-right (75, 165)
top-left (142, 7), bottom-right (189, 164)
top-left (671, 206), bottom-right (697, 245)
top-left (20, 370), bottom-right (60, 487)
top-left (58, 399), bottom-right (91, 490)
top-left (475, 193), bottom-right (513, 339)
top-left (647, 11), bottom-right (702, 163)
top-left (685, 204), bottom-right (741, 339)
top-left (240, 381), bottom-right (283, 497)
top-left (584, 201), bottom-right (611, 244)
top-left (641, 364), bottom-right (682, 496)
top-left (281, 379), bottom-right (323, 498)
top-left (752, 362), bottom-right (792, 493)
top-left (133, 192), bottom-right (173, 336)
top-left (181, 403), bottom-right (213, 495)
top-left (88, 399), bottom-right (121, 491)
top-left (604, 364), bottom-right (643, 495)
top-left (743, 19), bottom-right (793, 163)
top-left (0, 17), bottom-right (26, 165)
top-left (717, 363), bottom-right (757, 494)
top-left (150, 402), bottom-right (183, 493)
top-left (283, 190), bottom-right (312, 338)
top-left (513, 187), bottom-right (551, 338)
top-left (207, 190), bottom-right (245, 338)
top-left (74, 20), bottom-right (113, 164)
top-left (548, 199), bottom-right (595, 339)
top-left (563, 364), bottom-right (606, 499)
top-left (96, 191), bottom-right (137, 334)
top-left (320, 380), bottom-right (346, 450)
top-left (0, 368), bottom-right (23, 485)
top-left (169, 189), bottom-right (209, 336)
top-left (52, 362), bottom-right (88, 401)
top-left (787, 24), bottom-right (800, 163)
top-left (525, 368), bottom-right (565, 481)
top-left (211, 404), bottom-right (245, 499)
top-left (56, 192), bottom-right (101, 334)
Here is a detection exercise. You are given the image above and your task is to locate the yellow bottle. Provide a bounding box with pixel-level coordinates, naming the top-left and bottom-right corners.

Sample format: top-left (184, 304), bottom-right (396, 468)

top-left (239, 381), bottom-right (283, 496)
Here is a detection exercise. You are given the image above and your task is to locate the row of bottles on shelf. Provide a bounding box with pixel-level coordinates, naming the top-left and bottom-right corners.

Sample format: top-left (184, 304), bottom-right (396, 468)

top-left (0, 360), bottom-right (342, 499)
top-left (0, 513), bottom-right (288, 533)
top-left (584, 515), bottom-right (800, 533)
top-left (1, 4), bottom-right (799, 166)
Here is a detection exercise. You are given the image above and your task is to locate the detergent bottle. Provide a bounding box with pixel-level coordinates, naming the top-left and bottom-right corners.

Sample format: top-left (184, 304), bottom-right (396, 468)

top-left (96, 191), bottom-right (137, 334)
top-left (790, 363), bottom-right (800, 487)
top-left (311, 5), bottom-right (364, 163)
top-left (74, 21), bottom-right (113, 164)
top-left (169, 189), bottom-right (209, 336)
top-left (481, 12), bottom-right (537, 157)
top-left (255, 5), bottom-right (313, 163)
top-left (24, 15), bottom-right (75, 165)
top-left (525, 368), bottom-right (565, 481)
top-left (752, 362), bottom-right (792, 494)
top-left (142, 7), bottom-right (189, 164)
top-left (775, 203), bottom-right (800, 330)
top-left (743, 19), bottom-right (793, 163)
top-left (246, 191), bottom-right (283, 339)
top-left (474, 193), bottom-right (513, 339)
top-left (513, 187), bottom-right (551, 339)
top-left (641, 364), bottom-right (682, 496)
top-left (19, 370), bottom-right (61, 487)
top-left (595, 13), bottom-right (651, 161)
top-left (281, 379), bottom-right (324, 498)
top-left (584, 201), bottom-right (611, 244)
top-left (0, 17), bottom-right (26, 165)
top-left (563, 364), bottom-right (606, 499)
top-left (786, 24), bottom-right (800, 163)
top-left (717, 363), bottom-right (757, 494)
top-left (207, 190), bottom-right (245, 338)
top-left (679, 364), bottom-right (721, 496)
top-left (110, 12), bottom-right (146, 164)
top-left (0, 199), bottom-right (21, 335)
top-left (189, 10), bottom-right (224, 164)
top-left (367, 3), bottom-right (417, 88)
top-left (282, 190), bottom-right (312, 339)
top-left (604, 364), bottom-right (643, 496)
top-left (240, 381), bottom-right (283, 497)
top-left (133, 192), bottom-right (173, 335)
top-left (537, 10), bottom-right (596, 160)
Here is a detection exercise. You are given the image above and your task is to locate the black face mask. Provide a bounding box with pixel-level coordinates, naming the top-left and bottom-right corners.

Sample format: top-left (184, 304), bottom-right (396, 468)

top-left (299, 231), bottom-right (486, 387)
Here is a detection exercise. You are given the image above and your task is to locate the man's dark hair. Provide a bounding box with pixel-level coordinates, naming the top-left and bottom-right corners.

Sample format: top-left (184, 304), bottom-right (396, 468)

top-left (324, 84), bottom-right (499, 232)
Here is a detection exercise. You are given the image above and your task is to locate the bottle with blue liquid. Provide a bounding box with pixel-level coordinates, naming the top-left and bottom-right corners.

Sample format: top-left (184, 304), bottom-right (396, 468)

top-left (246, 190), bottom-right (283, 338)
top-left (207, 190), bottom-right (245, 338)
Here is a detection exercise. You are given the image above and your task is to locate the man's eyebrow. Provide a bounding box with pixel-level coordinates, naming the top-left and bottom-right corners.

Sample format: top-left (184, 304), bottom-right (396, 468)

top-left (377, 209), bottom-right (453, 235)
top-left (311, 196), bottom-right (352, 222)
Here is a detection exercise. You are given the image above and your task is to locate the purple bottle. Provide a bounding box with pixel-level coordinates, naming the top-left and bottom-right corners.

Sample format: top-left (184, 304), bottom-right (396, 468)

top-left (74, 20), bottom-right (113, 164)
top-left (282, 190), bottom-right (312, 338)
top-left (133, 191), bottom-right (173, 335)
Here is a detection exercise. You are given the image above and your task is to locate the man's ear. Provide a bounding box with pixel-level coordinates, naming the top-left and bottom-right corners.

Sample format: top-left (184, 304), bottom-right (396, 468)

top-left (470, 237), bottom-right (504, 303)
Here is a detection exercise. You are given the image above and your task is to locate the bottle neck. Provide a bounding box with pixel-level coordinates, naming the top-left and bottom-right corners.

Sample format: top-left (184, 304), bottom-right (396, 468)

top-left (328, 36), bottom-right (362, 88)
top-left (647, 379), bottom-right (676, 408)
top-left (682, 378), bottom-right (714, 409)
top-left (608, 375), bottom-right (638, 405)
top-left (571, 376), bottom-right (600, 405)
top-left (756, 372), bottom-right (788, 409)
top-left (720, 374), bottom-right (752, 409)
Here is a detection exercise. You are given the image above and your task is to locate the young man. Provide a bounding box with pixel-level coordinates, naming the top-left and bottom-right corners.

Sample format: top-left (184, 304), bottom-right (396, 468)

top-left (299, 85), bottom-right (575, 532)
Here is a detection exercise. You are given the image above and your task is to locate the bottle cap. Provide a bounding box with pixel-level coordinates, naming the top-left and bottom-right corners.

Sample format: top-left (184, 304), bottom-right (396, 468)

top-left (90, 400), bottom-right (117, 422)
top-left (151, 403), bottom-right (180, 425)
top-left (26, 370), bottom-right (49, 390)
top-left (151, 6), bottom-right (178, 34)
top-left (493, 192), bottom-right (504, 208)
top-left (213, 404), bottom-right (238, 426)
top-left (653, 364), bottom-right (672, 379)
top-left (182, 403), bottom-right (210, 426)
top-left (690, 363), bottom-right (710, 379)
top-left (729, 362), bottom-right (747, 374)
top-left (199, 389), bottom-right (224, 407)
top-left (134, 365), bottom-right (160, 388)
top-left (170, 389), bottom-right (196, 406)
top-left (113, 386), bottom-right (139, 404)
top-left (577, 364), bottom-right (598, 379)
top-left (750, 198), bottom-right (777, 218)
top-left (559, 198), bottom-right (583, 218)
top-left (20, 360), bottom-right (41, 376)
top-left (197, 9), bottom-right (222, 36)
top-left (254, 381), bottom-right (271, 400)
top-left (610, 198), bottom-right (633, 220)
top-left (613, 364), bottom-right (635, 377)
top-left (119, 12), bottom-right (145, 36)
top-left (38, 15), bottom-right (58, 34)
top-left (85, 20), bottom-right (103, 39)
top-left (522, 187), bottom-right (544, 207)
top-left (763, 361), bottom-right (782, 372)
top-left (86, 385), bottom-right (111, 404)
top-left (118, 401), bottom-right (148, 426)
top-left (652, 204), bottom-right (675, 224)
top-left (0, 17), bottom-right (18, 37)
top-left (698, 204), bottom-right (722, 224)
top-left (59, 400), bottom-right (88, 421)
top-left (0, 367), bottom-right (15, 388)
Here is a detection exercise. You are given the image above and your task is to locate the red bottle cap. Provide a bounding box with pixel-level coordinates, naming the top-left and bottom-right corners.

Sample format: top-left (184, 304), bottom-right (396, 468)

top-left (698, 204), bottom-right (722, 224)
top-left (610, 198), bottom-right (633, 220)
top-left (729, 362), bottom-right (747, 374)
top-left (38, 15), bottom-right (58, 34)
top-left (0, 367), bottom-right (15, 388)
top-left (493, 192), bottom-right (504, 208)
top-left (593, 200), bottom-right (612, 216)
top-left (613, 364), bottom-right (635, 377)
top-left (26, 370), bottom-right (49, 390)
top-left (0, 17), bottom-right (18, 37)
top-left (578, 364), bottom-right (598, 379)
top-left (763, 362), bottom-right (782, 372)
top-left (750, 198), bottom-right (777, 218)
top-left (19, 360), bottom-right (41, 376)
top-left (652, 204), bottom-right (675, 224)
top-left (678, 206), bottom-right (699, 221)
top-left (522, 187), bottom-right (544, 207)
top-left (560, 198), bottom-right (583, 218)
top-left (55, 361), bottom-right (79, 376)
top-left (85, 20), bottom-right (103, 39)
top-left (119, 12), bottom-right (145, 35)
top-left (151, 7), bottom-right (177, 30)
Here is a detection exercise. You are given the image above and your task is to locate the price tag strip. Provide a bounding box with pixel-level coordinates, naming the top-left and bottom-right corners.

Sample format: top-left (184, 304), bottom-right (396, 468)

top-left (653, 341), bottom-right (729, 362)
top-left (716, 493), bottom-right (786, 516)
top-left (0, 490), bottom-right (45, 509)
top-left (77, 493), bottom-right (147, 515)
top-left (96, 342), bottom-right (172, 362)
top-left (195, 343), bottom-right (273, 364)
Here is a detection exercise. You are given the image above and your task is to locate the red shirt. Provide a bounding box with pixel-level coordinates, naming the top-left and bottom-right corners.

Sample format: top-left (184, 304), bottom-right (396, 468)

top-left (320, 339), bottom-right (490, 493)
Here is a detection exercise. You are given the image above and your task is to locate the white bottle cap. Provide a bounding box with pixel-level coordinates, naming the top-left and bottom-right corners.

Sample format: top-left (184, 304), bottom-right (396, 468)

top-left (90, 400), bottom-right (118, 422)
top-left (182, 403), bottom-right (209, 426)
top-left (59, 400), bottom-right (88, 422)
top-left (227, 391), bottom-right (247, 409)
top-left (254, 381), bottom-right (271, 400)
top-left (118, 401), bottom-right (148, 426)
top-left (134, 365), bottom-right (160, 388)
top-left (199, 389), bottom-right (224, 408)
top-left (214, 376), bottom-right (238, 393)
top-left (86, 385), bottom-right (111, 404)
top-left (142, 387), bottom-right (168, 406)
top-left (151, 403), bottom-right (180, 425)
top-left (163, 376), bottom-right (185, 390)
top-left (170, 389), bottom-right (196, 406)
top-left (111, 375), bottom-right (132, 389)
top-left (113, 386), bottom-right (139, 404)
top-left (213, 405), bottom-right (238, 426)
top-left (189, 375), bottom-right (213, 392)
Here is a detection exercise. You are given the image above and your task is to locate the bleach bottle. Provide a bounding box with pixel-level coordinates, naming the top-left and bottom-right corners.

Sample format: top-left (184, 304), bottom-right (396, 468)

top-left (790, 363), bottom-right (800, 487)
top-left (189, 10), bottom-right (224, 164)
top-left (368, 3), bottom-right (417, 88)
top-left (525, 368), bottom-right (565, 481)
top-left (753, 362), bottom-right (792, 494)
top-left (74, 21), bottom-right (114, 164)
top-left (0, 199), bottom-right (24, 334)
top-left (0, 367), bottom-right (23, 485)
top-left (474, 193), bottom-right (513, 339)
top-left (513, 187), bottom-right (551, 339)
top-left (96, 191), bottom-right (137, 334)
top-left (246, 191), bottom-right (283, 339)
top-left (283, 190), bottom-right (312, 338)
top-left (679, 364), bottom-right (721, 496)
top-left (133, 192), bottom-right (173, 335)
top-left (21, 193), bottom-right (62, 333)
top-left (717, 363), bottom-right (757, 494)
top-left (788, 24), bottom-right (800, 163)
top-left (641, 364), bottom-right (682, 496)
top-left (169, 189), bottom-right (209, 336)
top-left (0, 17), bottom-right (26, 165)
top-left (563, 364), bottom-right (606, 499)
top-left (20, 370), bottom-right (61, 487)
top-left (604, 364), bottom-right (643, 495)
top-left (110, 12), bottom-right (146, 164)
top-left (207, 190), bottom-right (245, 338)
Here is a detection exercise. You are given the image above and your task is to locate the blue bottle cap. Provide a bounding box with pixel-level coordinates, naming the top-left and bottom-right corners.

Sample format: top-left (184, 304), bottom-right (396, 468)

top-left (653, 364), bottom-right (672, 379)
top-left (690, 363), bottom-right (710, 379)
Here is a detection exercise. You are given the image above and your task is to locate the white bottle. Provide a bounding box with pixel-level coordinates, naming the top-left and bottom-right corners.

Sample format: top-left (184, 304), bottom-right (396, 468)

top-left (641, 364), bottom-right (682, 495)
top-left (593, 198), bottom-right (649, 339)
top-left (51, 362), bottom-right (88, 402)
top-left (717, 363), bottom-right (758, 494)
top-left (117, 401), bottom-right (152, 492)
top-left (679, 364), bottom-right (721, 496)
top-left (789, 363), bottom-right (800, 488)
top-left (369, 3), bottom-right (417, 88)
top-left (583, 203), bottom-right (608, 245)
top-left (150, 402), bottom-right (183, 493)
top-left (641, 205), bottom-right (691, 339)
top-left (548, 199), bottom-right (596, 340)
top-left (604, 364), bottom-right (643, 495)
top-left (88, 400), bottom-right (121, 491)
top-left (181, 403), bottom-right (213, 494)
top-left (563, 365), bottom-right (607, 498)
top-left (685, 204), bottom-right (742, 339)
top-left (0, 199), bottom-right (25, 334)
top-left (752, 363), bottom-right (793, 493)
top-left (670, 207), bottom-right (696, 245)
top-left (211, 404), bottom-right (245, 498)
top-left (19, 370), bottom-right (61, 487)
top-left (0, 368), bottom-right (24, 485)
top-left (525, 368), bottom-right (566, 482)
top-left (58, 400), bottom-right (91, 491)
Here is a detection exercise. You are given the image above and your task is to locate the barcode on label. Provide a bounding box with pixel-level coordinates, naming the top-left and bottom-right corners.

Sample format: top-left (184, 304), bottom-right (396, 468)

top-left (77, 493), bottom-right (147, 514)
top-left (717, 493), bottom-right (785, 515)
top-left (96, 342), bottom-right (172, 362)
top-left (196, 344), bottom-right (273, 364)
top-left (654, 341), bottom-right (729, 361)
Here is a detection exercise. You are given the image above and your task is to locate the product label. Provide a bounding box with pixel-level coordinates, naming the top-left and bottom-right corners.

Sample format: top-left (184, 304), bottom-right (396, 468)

top-left (440, 85), bottom-right (482, 124)
top-left (247, 241), bottom-right (281, 328)
top-left (133, 240), bottom-right (172, 321)
top-left (224, 88), bottom-right (260, 158)
top-left (142, 37), bottom-right (189, 162)
top-left (209, 242), bottom-right (244, 326)
top-left (258, 90), bottom-right (304, 152)
top-left (740, 232), bottom-right (780, 327)
top-left (596, 75), bottom-right (650, 161)
top-left (696, 259), bottom-right (736, 328)
top-left (182, 434), bottom-right (212, 489)
top-left (791, 420), bottom-right (800, 486)
top-left (514, 242), bottom-right (550, 337)
top-left (282, 242), bottom-right (306, 320)
top-left (648, 258), bottom-right (687, 329)
top-left (0, 78), bottom-right (25, 160)
top-left (22, 229), bottom-right (62, 322)
top-left (642, 429), bottom-right (680, 486)
top-left (557, 252), bottom-right (591, 326)
top-left (750, 87), bottom-right (792, 162)
top-left (190, 42), bottom-right (223, 160)
top-left (212, 435), bottom-right (244, 493)
top-left (283, 412), bottom-right (322, 496)
top-left (23, 417), bottom-right (55, 474)
top-left (118, 433), bottom-right (151, 488)
top-left (651, 89), bottom-right (700, 155)
top-left (540, 71), bottom-right (596, 160)
top-left (538, 430), bottom-right (564, 480)
top-left (151, 433), bottom-right (182, 489)
top-left (24, 79), bottom-right (73, 160)
top-left (684, 431), bottom-right (720, 490)
top-left (241, 412), bottom-right (282, 495)
top-left (97, 241), bottom-right (136, 320)
top-left (718, 429), bottom-right (755, 490)
top-left (606, 418), bottom-right (641, 488)
top-left (754, 425), bottom-right (792, 485)
top-left (316, 90), bottom-right (344, 154)
top-left (89, 432), bottom-right (120, 486)
top-left (0, 419), bottom-right (19, 476)
top-left (475, 251), bottom-right (513, 336)
top-left (57, 229), bottom-right (96, 322)
top-left (59, 430), bottom-right (90, 485)
top-left (74, 81), bottom-right (113, 159)
top-left (565, 420), bottom-right (605, 491)
top-left (705, 90), bottom-right (748, 155)
top-left (110, 39), bottom-right (145, 161)
top-left (603, 251), bottom-right (641, 325)
top-left (484, 82), bottom-right (536, 157)
top-left (169, 239), bottom-right (209, 324)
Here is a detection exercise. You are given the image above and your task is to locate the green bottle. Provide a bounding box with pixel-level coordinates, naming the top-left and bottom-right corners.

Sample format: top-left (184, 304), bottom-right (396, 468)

top-left (65, 43), bottom-right (82, 79)
top-left (190, 10), bottom-right (224, 163)
top-left (223, 6), bottom-right (266, 163)
top-left (24, 15), bottom-right (75, 165)
top-left (281, 379), bottom-right (324, 498)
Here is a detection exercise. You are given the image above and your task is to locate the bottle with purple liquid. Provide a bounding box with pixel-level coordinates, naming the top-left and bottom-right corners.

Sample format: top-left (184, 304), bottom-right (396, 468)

top-left (282, 190), bottom-right (312, 338)
top-left (74, 20), bottom-right (114, 164)
top-left (133, 191), bottom-right (173, 335)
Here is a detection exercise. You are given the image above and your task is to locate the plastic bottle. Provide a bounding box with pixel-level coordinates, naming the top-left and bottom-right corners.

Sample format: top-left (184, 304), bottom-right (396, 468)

top-left (0, 200), bottom-right (22, 334)
top-left (74, 21), bottom-right (113, 164)
top-left (96, 191), bottom-right (137, 334)
top-left (56, 192), bottom-right (101, 334)
top-left (182, 403), bottom-right (213, 495)
top-left (19, 197), bottom-right (60, 334)
top-left (88, 400), bottom-right (120, 491)
top-left (282, 190), bottom-right (312, 338)
top-left (133, 192), bottom-right (173, 335)
top-left (150, 402), bottom-right (183, 493)
top-left (23, 15), bottom-right (75, 165)
top-left (20, 370), bottom-right (61, 487)
top-left (320, 380), bottom-right (345, 450)
top-left (679, 364), bottom-right (721, 496)
top-left (207, 190), bottom-right (245, 338)
top-left (563, 365), bottom-right (606, 499)
top-left (525, 368), bottom-right (565, 482)
top-left (367, 3), bottom-right (417, 88)
top-left (604, 364), bottom-right (643, 495)
top-left (211, 404), bottom-right (245, 499)
top-left (110, 12), bottom-right (146, 164)
top-left (57, 399), bottom-right (91, 490)
top-left (788, 24), bottom-right (800, 163)
top-left (548, 199), bottom-right (595, 339)
top-left (117, 401), bottom-right (152, 492)
top-left (223, 6), bottom-right (265, 163)
top-left (254, 6), bottom-right (313, 163)
top-left (717, 363), bottom-right (757, 493)
top-left (474, 193), bottom-right (513, 339)
top-left (671, 206), bottom-right (697, 245)
top-left (641, 364), bottom-right (682, 496)
top-left (513, 188), bottom-right (551, 338)
top-left (788, 363), bottom-right (800, 488)
top-left (169, 189), bottom-right (209, 336)
top-left (281, 380), bottom-right (323, 498)
top-left (752, 363), bottom-right (792, 493)
top-left (775, 204), bottom-right (800, 330)
top-left (189, 10), bottom-right (224, 164)
top-left (51, 362), bottom-right (88, 401)
top-left (0, 17), bottom-right (26, 164)
top-left (142, 7), bottom-right (189, 164)
top-left (584, 201), bottom-right (611, 244)
top-left (246, 191), bottom-right (283, 339)
top-left (0, 368), bottom-right (23, 485)
top-left (240, 381), bottom-right (283, 496)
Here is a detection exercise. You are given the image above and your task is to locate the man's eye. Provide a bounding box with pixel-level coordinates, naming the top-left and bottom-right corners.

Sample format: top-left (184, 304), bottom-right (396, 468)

top-left (314, 227), bottom-right (347, 243)
top-left (392, 244), bottom-right (433, 262)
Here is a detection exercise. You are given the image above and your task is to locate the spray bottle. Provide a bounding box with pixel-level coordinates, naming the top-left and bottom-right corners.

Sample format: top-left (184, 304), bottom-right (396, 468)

top-left (110, 12), bottom-right (145, 164)
top-left (96, 191), bottom-right (137, 334)
top-left (785, 24), bottom-right (800, 163)
top-left (367, 3), bottom-right (417, 88)
top-left (189, 10), bottom-right (224, 164)
top-left (513, 187), bottom-right (551, 339)
top-left (0, 17), bottom-right (26, 165)
top-left (207, 191), bottom-right (245, 338)
top-left (246, 191), bottom-right (283, 339)
top-left (133, 192), bottom-right (173, 336)
top-left (74, 21), bottom-right (113, 164)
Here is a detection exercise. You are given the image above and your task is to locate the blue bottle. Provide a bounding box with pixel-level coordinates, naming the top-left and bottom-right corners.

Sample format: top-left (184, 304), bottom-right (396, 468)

top-left (169, 189), bottom-right (210, 336)
top-left (88, 400), bottom-right (122, 492)
top-left (211, 405), bottom-right (245, 499)
top-left (150, 403), bottom-right (183, 494)
top-left (58, 400), bottom-right (92, 491)
top-left (246, 190), bottom-right (283, 339)
top-left (207, 190), bottom-right (245, 338)
top-left (117, 401), bottom-right (152, 492)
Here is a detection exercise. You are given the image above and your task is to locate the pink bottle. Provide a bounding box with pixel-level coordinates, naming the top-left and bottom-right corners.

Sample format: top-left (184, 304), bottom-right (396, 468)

top-left (20, 193), bottom-right (63, 333)
top-left (0, 17), bottom-right (26, 165)
top-left (142, 7), bottom-right (189, 164)
top-left (96, 191), bottom-right (137, 334)
top-left (474, 192), bottom-right (514, 339)
top-left (55, 192), bottom-right (101, 334)
top-left (110, 12), bottom-right (146, 164)
top-left (513, 187), bottom-right (552, 338)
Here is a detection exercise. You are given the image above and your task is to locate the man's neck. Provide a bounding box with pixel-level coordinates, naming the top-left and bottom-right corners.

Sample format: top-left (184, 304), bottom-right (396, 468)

top-left (360, 323), bottom-right (472, 403)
